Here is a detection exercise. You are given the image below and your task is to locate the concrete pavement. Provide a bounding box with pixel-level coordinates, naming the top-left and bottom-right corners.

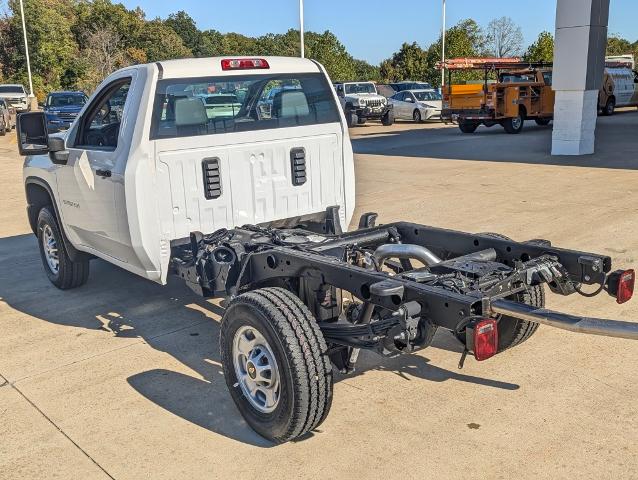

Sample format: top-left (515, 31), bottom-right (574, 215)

top-left (1, 114), bottom-right (637, 479)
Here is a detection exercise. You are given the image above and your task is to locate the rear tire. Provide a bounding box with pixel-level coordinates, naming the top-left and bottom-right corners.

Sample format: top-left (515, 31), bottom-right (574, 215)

top-left (503, 112), bottom-right (524, 134)
top-left (36, 207), bottom-right (89, 289)
top-left (602, 97), bottom-right (615, 116)
top-left (0, 123), bottom-right (5, 136)
top-left (535, 118), bottom-right (551, 126)
top-left (357, 117), bottom-right (367, 125)
top-left (220, 287), bottom-right (333, 443)
top-left (381, 110), bottom-right (394, 126)
top-left (480, 233), bottom-right (544, 352)
top-left (458, 121), bottom-right (478, 133)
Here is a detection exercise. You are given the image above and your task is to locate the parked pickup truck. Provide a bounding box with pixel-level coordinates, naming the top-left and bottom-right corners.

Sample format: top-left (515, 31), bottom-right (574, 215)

top-left (440, 58), bottom-right (554, 134)
top-left (17, 56), bottom-right (638, 444)
top-left (43, 91), bottom-right (88, 132)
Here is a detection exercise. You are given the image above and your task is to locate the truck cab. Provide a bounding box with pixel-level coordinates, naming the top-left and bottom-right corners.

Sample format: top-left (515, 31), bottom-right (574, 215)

top-left (20, 57), bottom-right (355, 285)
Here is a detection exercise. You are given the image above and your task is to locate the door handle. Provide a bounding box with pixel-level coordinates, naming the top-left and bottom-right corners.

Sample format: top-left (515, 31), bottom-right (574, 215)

top-left (96, 169), bottom-right (112, 178)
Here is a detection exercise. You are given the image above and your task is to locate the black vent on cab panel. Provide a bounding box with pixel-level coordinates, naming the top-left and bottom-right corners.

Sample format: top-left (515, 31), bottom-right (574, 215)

top-left (290, 147), bottom-right (306, 186)
top-left (202, 157), bottom-right (222, 199)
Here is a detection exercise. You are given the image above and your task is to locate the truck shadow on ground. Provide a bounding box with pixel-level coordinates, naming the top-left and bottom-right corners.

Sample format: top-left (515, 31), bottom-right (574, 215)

top-left (0, 233), bottom-right (517, 447)
top-left (351, 110), bottom-right (638, 170)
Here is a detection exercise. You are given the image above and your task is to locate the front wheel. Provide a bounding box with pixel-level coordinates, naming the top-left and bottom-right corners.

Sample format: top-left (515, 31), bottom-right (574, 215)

top-left (381, 110), bottom-right (394, 126)
top-left (0, 123), bottom-right (5, 136)
top-left (503, 113), bottom-right (524, 134)
top-left (36, 207), bottom-right (89, 289)
top-left (220, 287), bottom-right (333, 443)
top-left (413, 109), bottom-right (422, 123)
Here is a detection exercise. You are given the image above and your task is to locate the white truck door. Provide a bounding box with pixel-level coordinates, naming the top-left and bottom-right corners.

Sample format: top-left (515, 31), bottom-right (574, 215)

top-left (57, 77), bottom-right (133, 261)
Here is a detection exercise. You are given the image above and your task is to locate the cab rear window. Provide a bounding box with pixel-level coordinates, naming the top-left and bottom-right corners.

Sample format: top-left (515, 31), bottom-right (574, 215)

top-left (150, 72), bottom-right (340, 140)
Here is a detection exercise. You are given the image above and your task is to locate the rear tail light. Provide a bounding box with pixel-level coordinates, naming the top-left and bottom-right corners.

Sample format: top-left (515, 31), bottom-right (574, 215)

top-left (616, 269), bottom-right (635, 304)
top-left (472, 319), bottom-right (498, 361)
top-left (221, 58), bottom-right (270, 71)
top-left (606, 269), bottom-right (635, 304)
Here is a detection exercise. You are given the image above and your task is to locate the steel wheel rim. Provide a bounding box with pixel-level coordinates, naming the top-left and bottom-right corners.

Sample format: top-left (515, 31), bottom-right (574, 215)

top-left (42, 224), bottom-right (59, 274)
top-left (512, 116), bottom-right (522, 130)
top-left (232, 325), bottom-right (281, 413)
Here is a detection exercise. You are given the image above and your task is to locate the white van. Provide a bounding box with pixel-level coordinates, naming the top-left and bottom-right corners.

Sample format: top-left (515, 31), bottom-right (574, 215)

top-left (599, 65), bottom-right (638, 115)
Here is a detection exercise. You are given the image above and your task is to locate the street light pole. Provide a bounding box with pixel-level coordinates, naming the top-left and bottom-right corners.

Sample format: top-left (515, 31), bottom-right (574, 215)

top-left (299, 0), bottom-right (305, 58)
top-left (18, 0), bottom-right (35, 99)
top-left (441, 0), bottom-right (446, 87)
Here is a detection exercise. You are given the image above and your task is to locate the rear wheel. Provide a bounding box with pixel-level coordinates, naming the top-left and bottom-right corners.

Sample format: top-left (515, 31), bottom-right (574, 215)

top-left (535, 118), bottom-right (551, 126)
top-left (357, 117), bottom-right (367, 125)
top-left (381, 110), bottom-right (394, 126)
top-left (220, 287), bottom-right (333, 443)
top-left (458, 121), bottom-right (478, 133)
top-left (36, 207), bottom-right (89, 289)
top-left (602, 97), bottom-right (615, 116)
top-left (480, 233), bottom-right (544, 351)
top-left (0, 122), bottom-right (5, 136)
top-left (413, 109), bottom-right (422, 123)
top-left (503, 112), bottom-right (524, 134)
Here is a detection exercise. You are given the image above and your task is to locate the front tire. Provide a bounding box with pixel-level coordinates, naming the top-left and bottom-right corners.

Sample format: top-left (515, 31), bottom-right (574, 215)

top-left (413, 109), bottom-right (422, 123)
top-left (503, 112), bottom-right (524, 134)
top-left (36, 207), bottom-right (89, 289)
top-left (220, 287), bottom-right (333, 443)
top-left (345, 109), bottom-right (359, 128)
top-left (381, 110), bottom-right (394, 126)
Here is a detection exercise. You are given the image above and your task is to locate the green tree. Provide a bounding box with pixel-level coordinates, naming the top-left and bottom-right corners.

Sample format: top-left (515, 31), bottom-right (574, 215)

top-left (423, 19), bottom-right (487, 86)
top-left (380, 42), bottom-right (428, 82)
top-left (606, 35), bottom-right (633, 56)
top-left (5, 0), bottom-right (78, 98)
top-left (165, 11), bottom-right (203, 55)
top-left (136, 19), bottom-right (192, 62)
top-left (523, 31), bottom-right (554, 62)
top-left (306, 31), bottom-right (356, 81)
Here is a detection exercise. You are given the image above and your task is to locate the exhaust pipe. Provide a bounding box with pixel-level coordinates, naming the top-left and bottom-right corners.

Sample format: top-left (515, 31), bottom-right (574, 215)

top-left (374, 244), bottom-right (442, 268)
top-left (491, 299), bottom-right (638, 340)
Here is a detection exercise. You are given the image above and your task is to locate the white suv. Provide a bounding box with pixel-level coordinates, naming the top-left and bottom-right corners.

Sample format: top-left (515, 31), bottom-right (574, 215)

top-left (0, 84), bottom-right (29, 112)
top-left (334, 82), bottom-right (394, 127)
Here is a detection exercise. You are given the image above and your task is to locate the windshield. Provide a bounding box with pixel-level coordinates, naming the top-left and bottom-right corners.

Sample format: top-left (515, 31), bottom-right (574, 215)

top-left (344, 83), bottom-right (376, 94)
top-left (0, 85), bottom-right (24, 94)
top-left (151, 72), bottom-right (340, 139)
top-left (413, 91), bottom-right (442, 101)
top-left (47, 94), bottom-right (87, 107)
top-left (500, 73), bottom-right (537, 83)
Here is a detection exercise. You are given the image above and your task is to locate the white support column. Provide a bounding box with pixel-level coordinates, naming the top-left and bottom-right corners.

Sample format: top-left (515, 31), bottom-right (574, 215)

top-left (552, 0), bottom-right (610, 155)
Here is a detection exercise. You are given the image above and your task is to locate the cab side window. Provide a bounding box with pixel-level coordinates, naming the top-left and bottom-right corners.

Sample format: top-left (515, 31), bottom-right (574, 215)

top-left (76, 79), bottom-right (131, 149)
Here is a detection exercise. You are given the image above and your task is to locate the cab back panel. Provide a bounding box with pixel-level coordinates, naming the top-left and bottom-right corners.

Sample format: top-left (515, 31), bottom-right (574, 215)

top-left (156, 128), bottom-right (344, 241)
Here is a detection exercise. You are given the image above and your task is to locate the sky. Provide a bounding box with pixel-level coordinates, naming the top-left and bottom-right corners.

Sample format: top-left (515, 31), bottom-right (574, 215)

top-left (121, 0), bottom-right (636, 65)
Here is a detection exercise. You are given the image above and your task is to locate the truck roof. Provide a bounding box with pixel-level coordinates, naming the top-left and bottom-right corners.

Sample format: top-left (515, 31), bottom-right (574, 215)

top-left (155, 56), bottom-right (322, 79)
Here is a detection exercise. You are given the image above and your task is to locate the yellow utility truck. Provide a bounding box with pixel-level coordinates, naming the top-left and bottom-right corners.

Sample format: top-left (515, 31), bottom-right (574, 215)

top-left (440, 58), bottom-right (554, 134)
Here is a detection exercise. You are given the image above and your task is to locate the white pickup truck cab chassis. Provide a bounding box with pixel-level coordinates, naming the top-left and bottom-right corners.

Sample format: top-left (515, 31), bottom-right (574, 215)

top-left (18, 56), bottom-right (638, 443)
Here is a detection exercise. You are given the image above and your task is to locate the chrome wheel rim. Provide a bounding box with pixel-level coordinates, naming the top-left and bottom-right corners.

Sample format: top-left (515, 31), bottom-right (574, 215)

top-left (42, 224), bottom-right (59, 274)
top-left (512, 116), bottom-right (522, 130)
top-left (232, 325), bottom-right (280, 413)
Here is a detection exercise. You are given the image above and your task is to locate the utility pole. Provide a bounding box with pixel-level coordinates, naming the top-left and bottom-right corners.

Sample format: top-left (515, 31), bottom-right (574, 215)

top-left (299, 0), bottom-right (305, 58)
top-left (441, 0), bottom-right (446, 87)
top-left (19, 0), bottom-right (35, 104)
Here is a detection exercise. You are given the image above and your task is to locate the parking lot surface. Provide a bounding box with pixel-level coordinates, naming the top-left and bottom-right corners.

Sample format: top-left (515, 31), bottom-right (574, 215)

top-left (2, 114), bottom-right (638, 479)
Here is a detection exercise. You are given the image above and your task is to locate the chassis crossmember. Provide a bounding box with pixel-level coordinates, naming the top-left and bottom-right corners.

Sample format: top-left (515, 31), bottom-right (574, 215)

top-left (171, 209), bottom-right (638, 368)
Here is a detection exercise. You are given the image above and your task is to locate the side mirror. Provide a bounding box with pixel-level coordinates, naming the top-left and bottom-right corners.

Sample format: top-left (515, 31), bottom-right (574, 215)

top-left (17, 111), bottom-right (49, 156)
top-left (47, 136), bottom-right (69, 165)
top-left (406, 97), bottom-right (414, 103)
